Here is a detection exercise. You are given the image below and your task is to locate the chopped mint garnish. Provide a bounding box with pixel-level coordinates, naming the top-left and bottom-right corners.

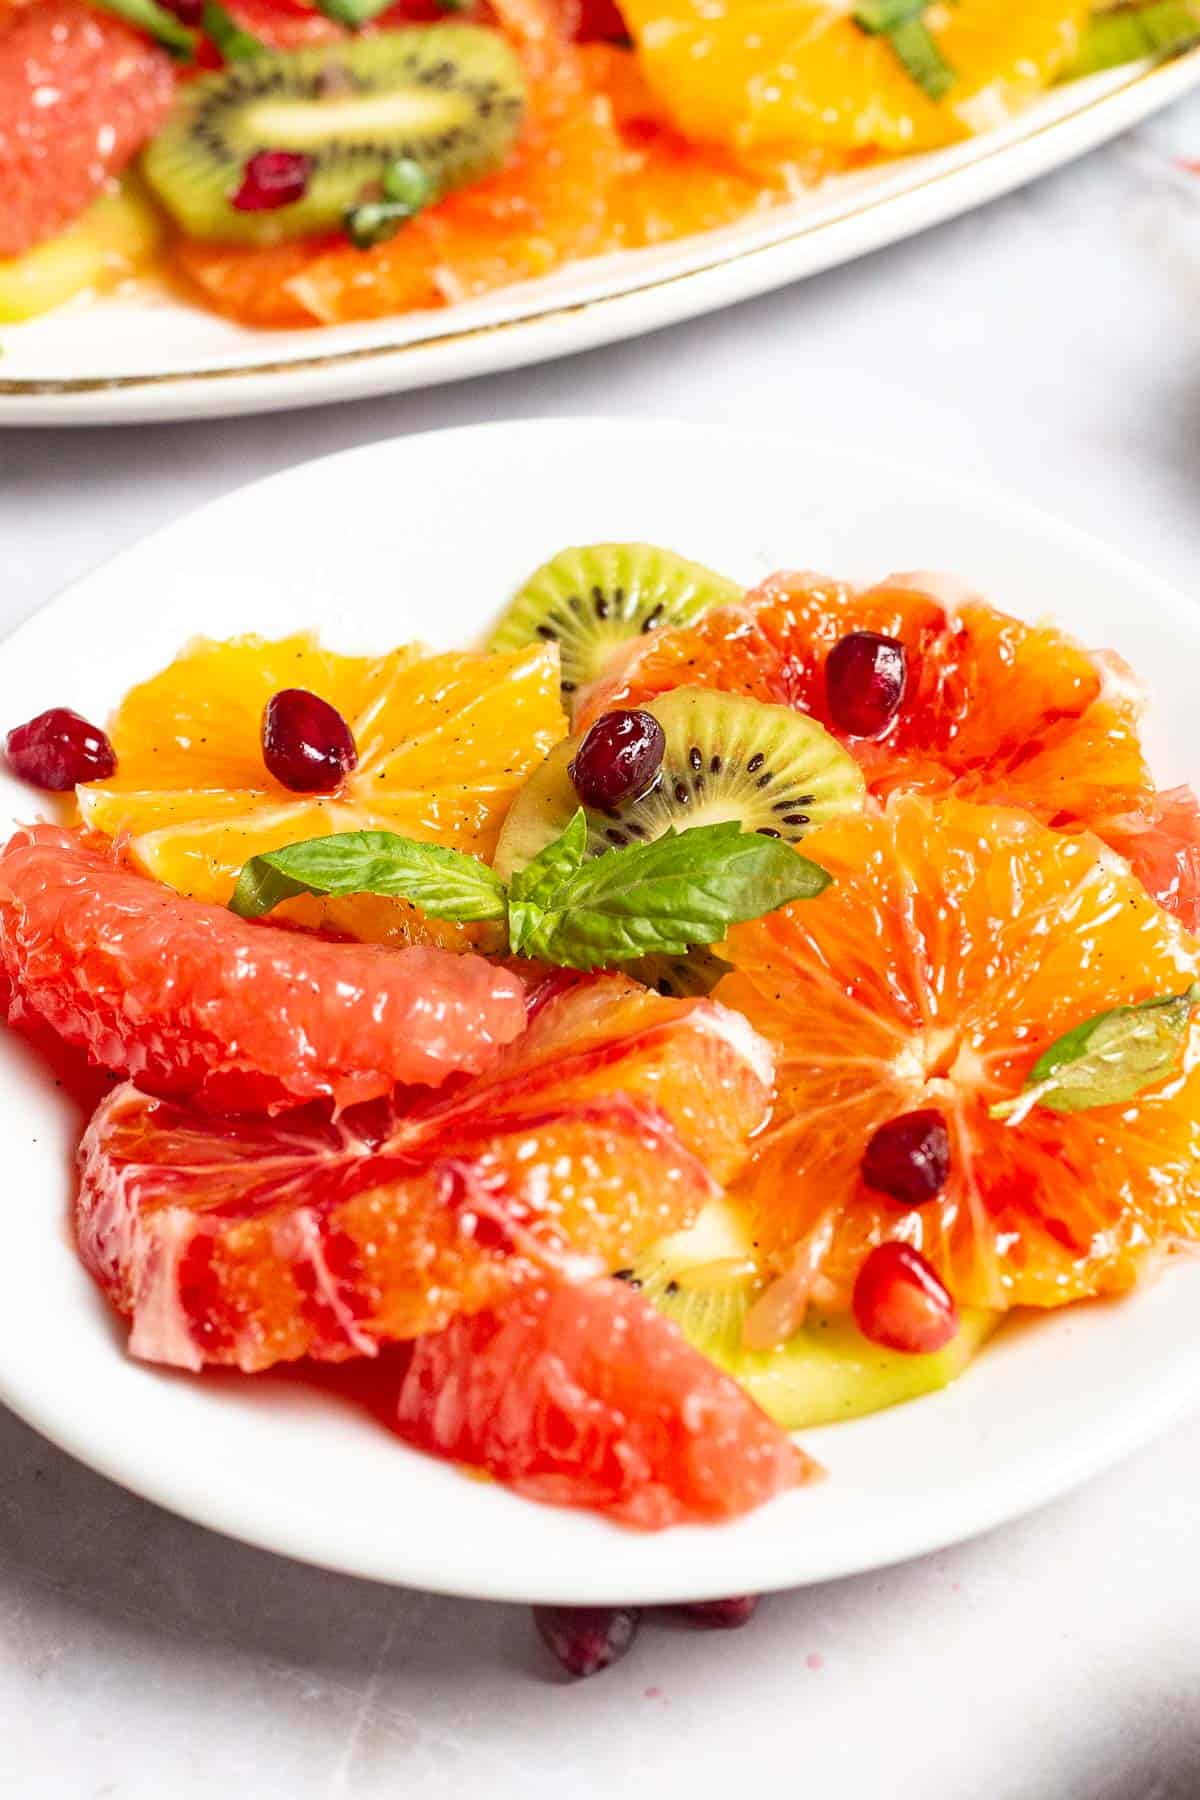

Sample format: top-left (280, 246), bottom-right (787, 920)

top-left (990, 983), bottom-right (1200, 1120)
top-left (1068, 2), bottom-right (1200, 77)
top-left (201, 0), bottom-right (264, 59)
top-left (89, 0), bottom-right (197, 58)
top-left (230, 810), bottom-right (830, 971)
top-left (345, 158), bottom-right (435, 249)
top-left (310, 0), bottom-right (395, 28)
top-left (853, 1), bottom-right (958, 102)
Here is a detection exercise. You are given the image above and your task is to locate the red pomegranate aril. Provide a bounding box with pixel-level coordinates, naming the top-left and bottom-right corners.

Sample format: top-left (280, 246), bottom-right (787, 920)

top-left (672, 1595), bottom-right (759, 1629)
top-left (262, 689), bottom-right (357, 793)
top-left (533, 1605), bottom-right (641, 1678)
top-left (853, 1242), bottom-right (958, 1355)
top-left (825, 631), bottom-right (907, 739)
top-left (6, 708), bottom-right (116, 790)
top-left (861, 1107), bottom-right (950, 1208)
top-left (569, 708), bottom-right (665, 811)
top-left (231, 150), bottom-right (312, 212)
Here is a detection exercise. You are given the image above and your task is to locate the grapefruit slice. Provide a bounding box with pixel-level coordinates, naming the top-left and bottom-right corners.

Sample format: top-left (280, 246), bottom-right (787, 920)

top-left (714, 794), bottom-right (1200, 1320)
top-left (576, 571), bottom-right (1154, 838)
top-left (77, 633), bottom-right (565, 947)
top-left (76, 973), bottom-right (775, 1370)
top-left (0, 824), bottom-right (526, 1113)
top-left (0, 0), bottom-right (175, 257)
top-left (616, 0), bottom-right (1088, 156)
top-left (393, 1276), bottom-right (812, 1528)
top-left (1101, 786), bottom-right (1200, 936)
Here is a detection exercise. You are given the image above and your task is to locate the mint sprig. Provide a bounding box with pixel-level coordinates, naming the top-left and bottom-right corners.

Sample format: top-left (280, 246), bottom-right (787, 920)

top-left (230, 811), bottom-right (830, 971)
top-left (854, 1), bottom-right (957, 102)
top-left (990, 983), bottom-right (1200, 1120)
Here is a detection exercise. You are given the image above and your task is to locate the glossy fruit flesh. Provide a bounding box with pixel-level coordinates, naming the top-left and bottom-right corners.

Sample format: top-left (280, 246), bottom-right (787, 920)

top-left (76, 975), bottom-right (775, 1370)
top-left (861, 1107), bottom-right (950, 1207)
top-left (1103, 785), bottom-right (1200, 935)
top-left (233, 151), bottom-right (313, 212)
top-left (674, 1596), bottom-right (759, 1627)
top-left (0, 179), bottom-right (163, 324)
top-left (577, 572), bottom-right (1154, 845)
top-left (0, 0), bottom-right (175, 257)
top-left (631, 1197), bottom-right (996, 1426)
top-left (852, 1242), bottom-right (958, 1355)
top-left (534, 1605), bottom-right (641, 1676)
top-left (825, 630), bottom-right (906, 739)
top-left (6, 709), bottom-right (116, 789)
top-left (77, 633), bottom-right (565, 945)
top-left (0, 824), bottom-right (525, 1113)
top-left (393, 1277), bottom-right (811, 1527)
top-left (262, 688), bottom-right (358, 792)
top-left (569, 709), bottom-right (666, 809)
top-left (717, 795), bottom-right (1200, 1314)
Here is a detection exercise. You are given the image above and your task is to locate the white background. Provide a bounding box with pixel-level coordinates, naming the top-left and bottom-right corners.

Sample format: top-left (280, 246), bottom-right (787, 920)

top-left (1, 93), bottom-right (1199, 1800)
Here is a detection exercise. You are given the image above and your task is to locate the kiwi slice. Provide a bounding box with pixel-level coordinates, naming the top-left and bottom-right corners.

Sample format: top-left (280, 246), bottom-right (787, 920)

top-left (493, 686), bottom-right (866, 883)
top-left (142, 27), bottom-right (525, 244)
top-left (489, 544), bottom-right (743, 705)
top-left (627, 1201), bottom-right (998, 1430)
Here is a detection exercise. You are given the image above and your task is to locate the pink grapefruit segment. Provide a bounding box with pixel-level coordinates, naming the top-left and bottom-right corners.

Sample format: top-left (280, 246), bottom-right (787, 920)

top-left (0, 824), bottom-right (526, 1113)
top-left (76, 975), bottom-right (774, 1371)
top-left (394, 1277), bottom-right (813, 1529)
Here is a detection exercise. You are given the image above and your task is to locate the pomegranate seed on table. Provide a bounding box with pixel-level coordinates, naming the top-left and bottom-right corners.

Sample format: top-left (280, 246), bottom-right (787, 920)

top-left (569, 709), bottom-right (666, 810)
top-left (861, 1108), bottom-right (951, 1207)
top-left (232, 150), bottom-right (312, 213)
top-left (5, 708), bottom-right (116, 790)
top-left (671, 1596), bottom-right (760, 1629)
top-left (853, 1242), bottom-right (959, 1355)
top-left (824, 631), bottom-right (907, 738)
top-left (262, 688), bottom-right (357, 792)
top-left (533, 1605), bottom-right (641, 1678)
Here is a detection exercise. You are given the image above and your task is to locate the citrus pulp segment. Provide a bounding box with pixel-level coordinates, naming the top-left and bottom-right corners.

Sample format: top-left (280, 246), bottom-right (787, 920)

top-left (715, 795), bottom-right (1200, 1315)
top-left (76, 974), bottom-right (775, 1371)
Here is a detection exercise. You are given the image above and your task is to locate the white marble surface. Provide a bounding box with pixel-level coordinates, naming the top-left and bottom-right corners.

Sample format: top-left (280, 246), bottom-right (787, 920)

top-left (2, 92), bottom-right (1200, 1800)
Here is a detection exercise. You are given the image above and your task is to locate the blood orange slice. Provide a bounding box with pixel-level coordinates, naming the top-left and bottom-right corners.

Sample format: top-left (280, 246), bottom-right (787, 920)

top-left (715, 794), bottom-right (1200, 1320)
top-left (393, 1277), bottom-right (812, 1528)
top-left (0, 824), bottom-right (526, 1113)
top-left (0, 0), bottom-right (175, 257)
top-left (1101, 786), bottom-right (1200, 936)
top-left (76, 974), bottom-right (775, 1370)
top-left (576, 571), bottom-right (1154, 837)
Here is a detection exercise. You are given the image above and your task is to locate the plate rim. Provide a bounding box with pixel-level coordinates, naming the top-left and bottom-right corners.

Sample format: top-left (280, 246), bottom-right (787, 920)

top-left (2, 48), bottom-right (1199, 424)
top-left (4, 414), bottom-right (1200, 1604)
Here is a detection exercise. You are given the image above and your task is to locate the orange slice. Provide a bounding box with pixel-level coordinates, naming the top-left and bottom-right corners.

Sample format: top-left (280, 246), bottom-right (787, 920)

top-left (716, 794), bottom-right (1200, 1318)
top-left (617, 0), bottom-right (1090, 155)
top-left (77, 632), bottom-right (565, 944)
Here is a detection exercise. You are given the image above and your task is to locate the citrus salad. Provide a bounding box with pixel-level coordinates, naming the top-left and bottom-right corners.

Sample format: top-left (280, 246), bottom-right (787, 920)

top-left (0, 0), bottom-right (1195, 327)
top-left (3, 542), bottom-right (1200, 1562)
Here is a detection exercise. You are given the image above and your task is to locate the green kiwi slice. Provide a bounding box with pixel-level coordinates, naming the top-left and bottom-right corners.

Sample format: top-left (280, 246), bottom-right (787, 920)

top-left (489, 544), bottom-right (743, 705)
top-left (627, 1201), bottom-right (998, 1430)
top-left (493, 686), bottom-right (866, 884)
top-left (142, 27), bottom-right (526, 244)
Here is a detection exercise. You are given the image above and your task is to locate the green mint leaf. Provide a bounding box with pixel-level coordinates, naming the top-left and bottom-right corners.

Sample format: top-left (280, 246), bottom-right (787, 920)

top-left (507, 809), bottom-right (588, 953)
top-left (990, 983), bottom-right (1200, 1119)
top-left (202, 0), bottom-right (265, 58)
top-left (310, 0), bottom-right (393, 26)
top-left (90, 0), bottom-right (197, 56)
top-left (229, 831), bottom-right (507, 923)
top-left (513, 822), bottom-right (830, 971)
top-left (853, 3), bottom-right (957, 100)
top-left (1069, 2), bottom-right (1200, 77)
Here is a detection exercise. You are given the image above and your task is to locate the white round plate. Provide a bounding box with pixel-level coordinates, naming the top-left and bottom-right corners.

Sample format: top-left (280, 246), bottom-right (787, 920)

top-left (2, 51), bottom-right (1199, 427)
top-left (2, 418), bottom-right (1199, 1604)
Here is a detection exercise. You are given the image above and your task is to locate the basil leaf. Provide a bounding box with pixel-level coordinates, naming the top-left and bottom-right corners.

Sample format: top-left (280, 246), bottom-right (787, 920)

top-left (513, 822), bottom-right (830, 971)
top-left (229, 831), bottom-right (508, 923)
top-left (89, 0), bottom-right (197, 56)
top-left (991, 984), bottom-right (1200, 1119)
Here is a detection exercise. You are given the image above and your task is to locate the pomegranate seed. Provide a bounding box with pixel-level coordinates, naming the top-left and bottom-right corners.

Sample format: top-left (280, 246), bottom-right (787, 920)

top-left (825, 631), bottom-right (907, 738)
top-left (861, 1107), bottom-right (950, 1207)
top-left (262, 689), bottom-right (357, 793)
top-left (533, 1605), bottom-right (641, 1678)
top-left (231, 150), bottom-right (312, 213)
top-left (853, 1242), bottom-right (958, 1355)
top-left (6, 708), bottom-right (116, 790)
top-left (569, 709), bottom-right (665, 811)
top-left (672, 1595), bottom-right (759, 1629)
